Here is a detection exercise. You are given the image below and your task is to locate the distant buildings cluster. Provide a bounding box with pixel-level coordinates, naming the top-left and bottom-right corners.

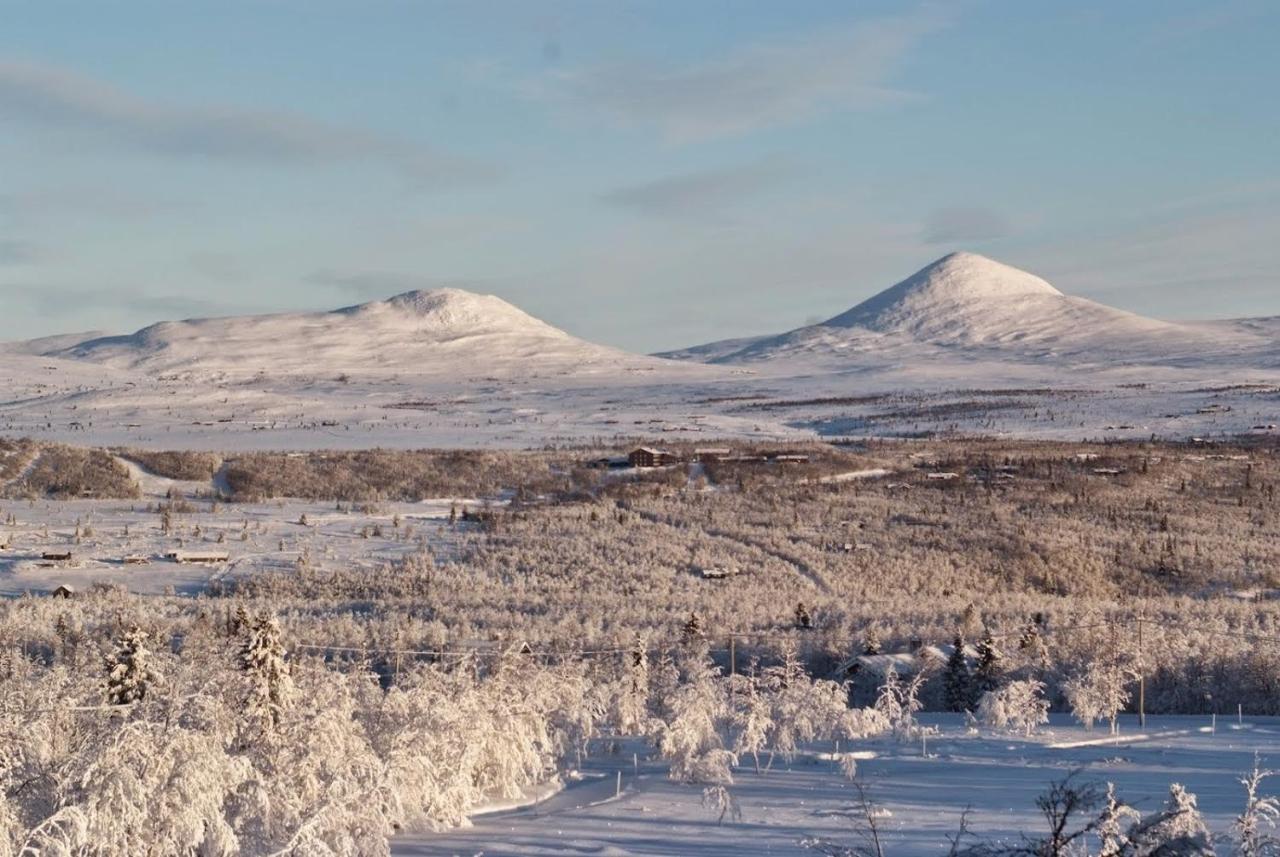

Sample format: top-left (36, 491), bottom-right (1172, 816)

top-left (589, 447), bottom-right (812, 469)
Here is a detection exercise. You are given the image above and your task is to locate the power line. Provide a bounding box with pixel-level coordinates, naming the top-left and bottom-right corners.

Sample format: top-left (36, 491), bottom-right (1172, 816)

top-left (282, 617), bottom-right (1169, 661)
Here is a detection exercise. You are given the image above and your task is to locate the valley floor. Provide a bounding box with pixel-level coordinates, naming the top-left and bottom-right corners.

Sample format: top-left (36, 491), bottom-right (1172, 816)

top-left (395, 714), bottom-right (1279, 856)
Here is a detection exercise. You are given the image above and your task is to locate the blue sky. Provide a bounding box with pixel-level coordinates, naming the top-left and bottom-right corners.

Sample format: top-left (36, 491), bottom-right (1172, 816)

top-left (1, 0), bottom-right (1277, 351)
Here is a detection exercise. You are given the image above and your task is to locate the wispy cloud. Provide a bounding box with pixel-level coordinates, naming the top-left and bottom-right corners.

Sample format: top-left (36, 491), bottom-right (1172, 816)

top-left (921, 206), bottom-right (1010, 244)
top-left (542, 7), bottom-right (949, 142)
top-left (0, 59), bottom-right (491, 186)
top-left (600, 158), bottom-right (798, 219)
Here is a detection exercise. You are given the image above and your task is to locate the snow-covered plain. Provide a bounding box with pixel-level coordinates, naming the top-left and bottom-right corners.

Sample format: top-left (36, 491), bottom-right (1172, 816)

top-left (0, 455), bottom-right (482, 596)
top-left (395, 714), bottom-right (1279, 856)
top-left (2, 253), bottom-right (1277, 450)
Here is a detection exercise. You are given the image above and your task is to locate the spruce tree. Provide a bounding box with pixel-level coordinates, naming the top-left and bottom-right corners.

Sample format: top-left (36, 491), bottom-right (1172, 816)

top-left (239, 613), bottom-right (294, 729)
top-left (104, 626), bottom-right (158, 705)
top-left (944, 634), bottom-right (973, 712)
top-left (975, 626), bottom-right (1002, 693)
top-left (683, 612), bottom-right (704, 643)
top-left (794, 603), bottom-right (813, 631)
top-left (862, 626), bottom-right (881, 656)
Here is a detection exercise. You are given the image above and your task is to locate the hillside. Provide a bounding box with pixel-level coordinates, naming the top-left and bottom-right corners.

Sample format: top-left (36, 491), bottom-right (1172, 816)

top-left (668, 252), bottom-right (1264, 365)
top-left (49, 288), bottom-right (677, 381)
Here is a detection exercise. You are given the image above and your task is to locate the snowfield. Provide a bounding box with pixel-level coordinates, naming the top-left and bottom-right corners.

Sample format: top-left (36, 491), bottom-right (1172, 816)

top-left (0, 455), bottom-right (483, 597)
top-left (394, 715), bottom-right (1280, 856)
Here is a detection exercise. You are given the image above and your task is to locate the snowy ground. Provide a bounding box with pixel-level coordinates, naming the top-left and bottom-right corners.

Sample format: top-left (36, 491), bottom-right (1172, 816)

top-left (394, 714), bottom-right (1280, 856)
top-left (0, 458), bottom-right (485, 596)
top-left (2, 351), bottom-right (1278, 451)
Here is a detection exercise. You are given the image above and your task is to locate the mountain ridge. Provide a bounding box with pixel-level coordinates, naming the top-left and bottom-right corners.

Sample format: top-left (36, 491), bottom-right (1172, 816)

top-left (10, 255), bottom-right (1277, 380)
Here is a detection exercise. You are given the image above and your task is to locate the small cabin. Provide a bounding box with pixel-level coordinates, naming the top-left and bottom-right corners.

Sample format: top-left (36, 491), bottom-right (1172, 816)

top-left (587, 456), bottom-right (630, 470)
top-left (41, 551), bottom-right (73, 562)
top-left (693, 447), bottom-right (732, 463)
top-left (165, 550), bottom-right (230, 564)
top-left (51, 584), bottom-right (75, 599)
top-left (771, 453), bottom-right (811, 464)
top-left (629, 447), bottom-right (676, 468)
top-left (835, 641), bottom-right (977, 680)
top-left (123, 554), bottom-right (150, 565)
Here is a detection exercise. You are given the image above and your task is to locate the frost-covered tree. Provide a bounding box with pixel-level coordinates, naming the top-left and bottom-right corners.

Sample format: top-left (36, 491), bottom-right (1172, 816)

top-left (1128, 783), bottom-right (1214, 856)
top-left (73, 721), bottom-right (248, 856)
top-left (1096, 781), bottom-right (1141, 857)
top-left (239, 612), bottom-right (294, 730)
top-left (874, 665), bottom-right (927, 740)
top-left (649, 649), bottom-right (681, 722)
top-left (1063, 657), bottom-right (1132, 734)
top-left (1018, 619), bottom-right (1051, 676)
top-left (976, 679), bottom-right (1049, 736)
top-left (762, 642), bottom-right (816, 765)
top-left (702, 784), bottom-right (742, 826)
top-left (1233, 758), bottom-right (1280, 857)
top-left (960, 603), bottom-right (983, 639)
top-left (615, 636), bottom-right (652, 735)
top-left (658, 642), bottom-right (735, 784)
top-left (729, 662), bottom-right (772, 774)
top-left (104, 626), bottom-right (159, 706)
top-left (862, 627), bottom-right (881, 656)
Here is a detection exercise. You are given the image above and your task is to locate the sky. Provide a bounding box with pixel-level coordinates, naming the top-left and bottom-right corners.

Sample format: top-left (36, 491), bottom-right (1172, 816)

top-left (1, 0), bottom-right (1277, 352)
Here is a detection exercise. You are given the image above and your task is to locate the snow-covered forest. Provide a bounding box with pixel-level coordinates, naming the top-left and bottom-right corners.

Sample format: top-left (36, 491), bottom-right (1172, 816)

top-left (2, 435), bottom-right (1279, 853)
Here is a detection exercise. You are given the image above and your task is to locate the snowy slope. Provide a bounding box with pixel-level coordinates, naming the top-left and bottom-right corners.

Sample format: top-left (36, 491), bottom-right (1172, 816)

top-left (821, 251), bottom-right (1174, 344)
top-left (50, 288), bottom-right (684, 381)
top-left (670, 252), bottom-right (1265, 365)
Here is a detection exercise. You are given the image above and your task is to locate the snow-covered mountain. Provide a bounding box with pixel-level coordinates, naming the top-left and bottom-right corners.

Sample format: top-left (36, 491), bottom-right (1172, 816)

top-left (2, 257), bottom-right (1277, 450)
top-left (666, 252), bottom-right (1264, 365)
top-left (818, 252), bottom-right (1178, 344)
top-left (48, 288), bottom-right (678, 381)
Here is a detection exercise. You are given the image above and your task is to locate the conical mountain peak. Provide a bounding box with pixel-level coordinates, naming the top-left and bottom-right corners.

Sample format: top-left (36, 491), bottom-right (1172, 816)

top-left (823, 252), bottom-right (1062, 331)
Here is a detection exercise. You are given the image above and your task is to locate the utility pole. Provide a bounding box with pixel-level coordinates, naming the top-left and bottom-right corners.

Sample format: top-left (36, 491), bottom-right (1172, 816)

top-left (729, 634), bottom-right (736, 679)
top-left (1137, 616), bottom-right (1146, 729)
